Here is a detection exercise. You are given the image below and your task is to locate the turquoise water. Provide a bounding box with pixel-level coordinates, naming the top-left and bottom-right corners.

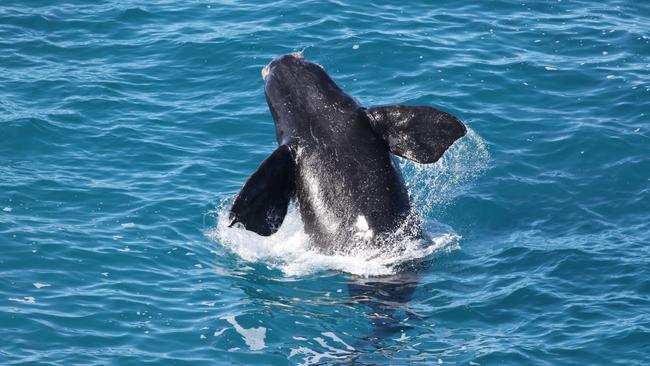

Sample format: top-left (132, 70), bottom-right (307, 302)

top-left (1, 0), bottom-right (649, 364)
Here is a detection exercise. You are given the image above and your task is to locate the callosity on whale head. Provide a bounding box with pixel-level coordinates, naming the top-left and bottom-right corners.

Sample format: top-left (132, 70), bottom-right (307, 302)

top-left (229, 53), bottom-right (467, 252)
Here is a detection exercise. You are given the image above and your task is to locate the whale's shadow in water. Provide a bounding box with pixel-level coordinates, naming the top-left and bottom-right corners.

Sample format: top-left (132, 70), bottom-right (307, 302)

top-left (328, 265), bottom-right (428, 365)
top-left (348, 272), bottom-right (421, 333)
top-left (344, 255), bottom-right (435, 352)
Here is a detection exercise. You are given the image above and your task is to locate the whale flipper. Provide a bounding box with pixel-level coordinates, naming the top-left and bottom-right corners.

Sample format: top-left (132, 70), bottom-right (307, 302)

top-left (366, 105), bottom-right (467, 164)
top-left (229, 145), bottom-right (295, 236)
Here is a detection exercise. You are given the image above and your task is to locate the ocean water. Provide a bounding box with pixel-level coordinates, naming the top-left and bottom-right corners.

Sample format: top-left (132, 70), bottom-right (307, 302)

top-left (1, 0), bottom-right (649, 364)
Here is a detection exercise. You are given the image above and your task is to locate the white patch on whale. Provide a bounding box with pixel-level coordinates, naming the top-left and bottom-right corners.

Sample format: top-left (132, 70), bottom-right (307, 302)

top-left (354, 215), bottom-right (374, 240)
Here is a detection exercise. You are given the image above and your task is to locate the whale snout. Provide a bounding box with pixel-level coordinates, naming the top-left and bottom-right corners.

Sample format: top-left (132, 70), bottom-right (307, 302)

top-left (261, 64), bottom-right (270, 80)
top-left (262, 52), bottom-right (305, 81)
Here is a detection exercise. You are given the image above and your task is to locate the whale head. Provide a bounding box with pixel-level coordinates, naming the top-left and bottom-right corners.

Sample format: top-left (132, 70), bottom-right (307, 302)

top-left (261, 53), bottom-right (359, 145)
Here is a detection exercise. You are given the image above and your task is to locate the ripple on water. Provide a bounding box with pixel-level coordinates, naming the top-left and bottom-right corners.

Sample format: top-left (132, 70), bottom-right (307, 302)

top-left (1, 0), bottom-right (649, 365)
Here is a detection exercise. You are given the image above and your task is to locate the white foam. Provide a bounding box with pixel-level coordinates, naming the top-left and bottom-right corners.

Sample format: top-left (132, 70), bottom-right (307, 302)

top-left (289, 346), bottom-right (346, 365)
top-left (314, 337), bottom-right (347, 354)
top-left (213, 328), bottom-right (227, 337)
top-left (9, 296), bottom-right (36, 304)
top-left (210, 202), bottom-right (459, 277)
top-left (395, 332), bottom-right (410, 342)
top-left (3, 207), bottom-right (12, 212)
top-left (322, 332), bottom-right (355, 351)
top-left (223, 315), bottom-right (266, 351)
top-left (33, 283), bottom-right (50, 289)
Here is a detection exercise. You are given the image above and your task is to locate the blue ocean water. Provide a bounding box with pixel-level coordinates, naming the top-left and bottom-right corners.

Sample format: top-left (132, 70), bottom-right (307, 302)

top-left (1, 0), bottom-right (649, 364)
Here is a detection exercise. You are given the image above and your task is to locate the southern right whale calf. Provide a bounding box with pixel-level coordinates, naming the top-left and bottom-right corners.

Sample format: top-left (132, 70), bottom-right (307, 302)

top-left (229, 52), bottom-right (466, 253)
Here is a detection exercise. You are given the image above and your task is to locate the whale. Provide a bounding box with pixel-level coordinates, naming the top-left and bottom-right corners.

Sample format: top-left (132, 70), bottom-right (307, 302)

top-left (229, 52), bottom-right (466, 253)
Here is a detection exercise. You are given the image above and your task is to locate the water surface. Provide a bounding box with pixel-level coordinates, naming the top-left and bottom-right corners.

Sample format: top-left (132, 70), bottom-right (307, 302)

top-left (1, 1), bottom-right (649, 365)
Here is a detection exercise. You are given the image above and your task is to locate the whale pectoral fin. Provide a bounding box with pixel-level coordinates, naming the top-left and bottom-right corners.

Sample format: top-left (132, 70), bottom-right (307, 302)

top-left (366, 105), bottom-right (467, 164)
top-left (228, 145), bottom-right (295, 236)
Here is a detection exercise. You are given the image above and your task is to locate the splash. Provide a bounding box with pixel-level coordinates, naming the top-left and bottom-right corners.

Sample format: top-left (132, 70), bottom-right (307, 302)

top-left (209, 128), bottom-right (489, 277)
top-left (400, 128), bottom-right (490, 216)
top-left (209, 206), bottom-right (459, 276)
